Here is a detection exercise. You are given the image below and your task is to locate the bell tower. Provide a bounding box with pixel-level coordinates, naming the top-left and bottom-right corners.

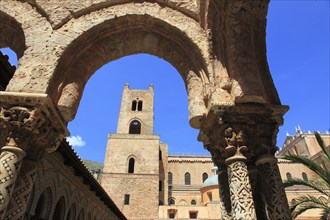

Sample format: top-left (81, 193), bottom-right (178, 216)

top-left (101, 84), bottom-right (165, 220)
top-left (116, 83), bottom-right (154, 135)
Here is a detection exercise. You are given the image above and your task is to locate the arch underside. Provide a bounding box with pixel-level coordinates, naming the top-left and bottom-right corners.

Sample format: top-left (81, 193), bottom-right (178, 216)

top-left (50, 15), bottom-right (209, 121)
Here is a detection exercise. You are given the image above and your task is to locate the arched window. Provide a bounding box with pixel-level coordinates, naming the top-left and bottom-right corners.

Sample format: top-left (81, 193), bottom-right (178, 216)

top-left (66, 203), bottom-right (76, 220)
top-left (286, 172), bottom-right (292, 181)
top-left (31, 187), bottom-right (52, 220)
top-left (202, 172), bottom-right (208, 183)
top-left (52, 197), bottom-right (65, 220)
top-left (168, 172), bottom-right (173, 186)
top-left (137, 101), bottom-right (143, 111)
top-left (129, 120), bottom-right (141, 134)
top-left (185, 172), bottom-right (191, 185)
top-left (191, 199), bottom-right (196, 205)
top-left (302, 172), bottom-right (308, 181)
top-left (169, 198), bottom-right (175, 205)
top-left (159, 180), bottom-right (162, 192)
top-left (128, 158), bottom-right (135, 173)
top-left (131, 100), bottom-right (137, 111)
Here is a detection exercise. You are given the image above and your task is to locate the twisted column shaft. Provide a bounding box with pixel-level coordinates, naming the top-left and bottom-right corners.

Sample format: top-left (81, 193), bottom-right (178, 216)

top-left (256, 155), bottom-right (292, 220)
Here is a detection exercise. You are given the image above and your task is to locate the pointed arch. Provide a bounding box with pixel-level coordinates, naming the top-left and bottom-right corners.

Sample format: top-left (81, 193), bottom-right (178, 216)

top-left (202, 172), bottom-right (208, 183)
top-left (128, 158), bottom-right (135, 174)
top-left (52, 196), bottom-right (66, 220)
top-left (185, 172), bottom-right (191, 185)
top-left (31, 187), bottom-right (52, 220)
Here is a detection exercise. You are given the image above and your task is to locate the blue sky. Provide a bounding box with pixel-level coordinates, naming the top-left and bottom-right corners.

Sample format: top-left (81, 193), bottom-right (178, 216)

top-left (1, 1), bottom-right (329, 163)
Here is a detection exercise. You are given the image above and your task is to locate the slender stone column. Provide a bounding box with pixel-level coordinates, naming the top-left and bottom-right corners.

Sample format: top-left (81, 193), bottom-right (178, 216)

top-left (0, 92), bottom-right (68, 220)
top-left (0, 146), bottom-right (26, 218)
top-left (226, 146), bottom-right (257, 220)
top-left (248, 165), bottom-right (267, 220)
top-left (256, 155), bottom-right (292, 220)
top-left (4, 160), bottom-right (38, 220)
top-left (218, 167), bottom-right (232, 220)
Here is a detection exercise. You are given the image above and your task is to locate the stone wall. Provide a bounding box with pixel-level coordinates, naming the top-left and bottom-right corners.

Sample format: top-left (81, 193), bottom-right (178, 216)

top-left (102, 134), bottom-right (161, 219)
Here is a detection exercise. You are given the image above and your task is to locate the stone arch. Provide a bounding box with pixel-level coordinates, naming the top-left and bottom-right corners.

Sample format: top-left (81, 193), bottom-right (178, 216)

top-left (30, 187), bottom-right (52, 220)
top-left (66, 203), bottom-right (77, 220)
top-left (0, 11), bottom-right (25, 58)
top-left (44, 3), bottom-right (210, 127)
top-left (51, 196), bottom-right (66, 220)
top-left (179, 199), bottom-right (187, 206)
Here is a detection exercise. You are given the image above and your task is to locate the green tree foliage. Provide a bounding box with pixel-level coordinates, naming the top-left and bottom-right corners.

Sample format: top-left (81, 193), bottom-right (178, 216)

top-left (283, 132), bottom-right (330, 219)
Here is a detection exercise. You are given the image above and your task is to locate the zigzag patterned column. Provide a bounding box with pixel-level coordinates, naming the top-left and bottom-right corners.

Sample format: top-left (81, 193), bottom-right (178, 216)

top-left (0, 147), bottom-right (26, 218)
top-left (4, 160), bottom-right (37, 220)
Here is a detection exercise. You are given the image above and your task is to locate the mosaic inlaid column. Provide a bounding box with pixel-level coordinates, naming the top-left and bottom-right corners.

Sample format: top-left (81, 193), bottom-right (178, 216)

top-left (224, 128), bottom-right (256, 220)
top-left (4, 160), bottom-right (38, 220)
top-left (0, 92), bottom-right (68, 220)
top-left (256, 155), bottom-right (292, 220)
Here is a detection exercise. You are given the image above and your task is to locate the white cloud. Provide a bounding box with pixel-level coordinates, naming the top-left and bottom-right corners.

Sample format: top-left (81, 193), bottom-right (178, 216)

top-left (66, 135), bottom-right (86, 147)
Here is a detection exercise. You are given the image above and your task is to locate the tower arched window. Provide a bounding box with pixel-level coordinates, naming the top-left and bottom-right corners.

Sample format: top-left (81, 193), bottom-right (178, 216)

top-left (302, 172), bottom-right (308, 181)
top-left (131, 100), bottom-right (137, 111)
top-left (202, 172), bottom-right (208, 183)
top-left (159, 180), bottom-right (162, 192)
top-left (128, 158), bottom-right (135, 173)
top-left (168, 172), bottom-right (173, 186)
top-left (286, 172), bottom-right (292, 181)
top-left (129, 120), bottom-right (141, 134)
top-left (185, 172), bottom-right (191, 185)
top-left (137, 101), bottom-right (143, 111)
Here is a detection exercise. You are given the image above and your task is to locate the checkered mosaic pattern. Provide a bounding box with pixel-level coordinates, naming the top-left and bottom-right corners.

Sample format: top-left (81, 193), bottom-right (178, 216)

top-left (0, 151), bottom-right (24, 218)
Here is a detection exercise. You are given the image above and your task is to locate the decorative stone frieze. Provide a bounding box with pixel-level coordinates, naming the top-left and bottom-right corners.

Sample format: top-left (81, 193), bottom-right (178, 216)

top-left (0, 92), bottom-right (68, 219)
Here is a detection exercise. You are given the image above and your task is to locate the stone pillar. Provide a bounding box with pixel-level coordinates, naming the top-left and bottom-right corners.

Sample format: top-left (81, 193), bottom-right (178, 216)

top-left (224, 128), bottom-right (257, 219)
top-left (256, 155), bottom-right (292, 220)
top-left (218, 166), bottom-right (232, 220)
top-left (248, 165), bottom-right (267, 220)
top-left (198, 104), bottom-right (290, 220)
top-left (0, 92), bottom-right (68, 219)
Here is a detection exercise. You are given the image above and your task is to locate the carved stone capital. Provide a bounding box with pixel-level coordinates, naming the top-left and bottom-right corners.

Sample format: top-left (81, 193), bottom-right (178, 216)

top-left (0, 92), bottom-right (69, 160)
top-left (198, 103), bottom-right (288, 164)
